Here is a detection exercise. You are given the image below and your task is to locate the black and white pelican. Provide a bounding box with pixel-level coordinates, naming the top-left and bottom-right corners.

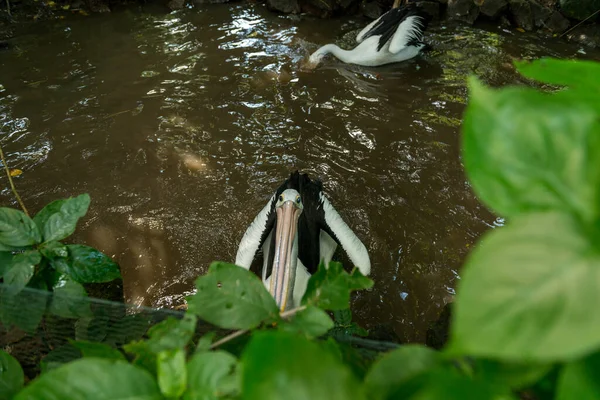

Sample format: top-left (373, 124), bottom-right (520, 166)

top-left (306, 1), bottom-right (430, 68)
top-left (235, 171), bottom-right (371, 311)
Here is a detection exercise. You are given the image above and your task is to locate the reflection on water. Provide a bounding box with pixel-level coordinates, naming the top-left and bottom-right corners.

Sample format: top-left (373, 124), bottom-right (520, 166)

top-left (1, 4), bottom-right (598, 342)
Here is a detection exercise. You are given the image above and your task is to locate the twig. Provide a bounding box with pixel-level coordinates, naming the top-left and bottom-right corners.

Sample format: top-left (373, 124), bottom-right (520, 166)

top-left (5, 0), bottom-right (10, 17)
top-left (0, 143), bottom-right (29, 216)
top-left (209, 305), bottom-right (307, 349)
top-left (560, 8), bottom-right (600, 38)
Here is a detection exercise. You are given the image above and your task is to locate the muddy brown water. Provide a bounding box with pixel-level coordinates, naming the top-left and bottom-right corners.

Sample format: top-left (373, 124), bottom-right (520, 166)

top-left (1, 4), bottom-right (599, 343)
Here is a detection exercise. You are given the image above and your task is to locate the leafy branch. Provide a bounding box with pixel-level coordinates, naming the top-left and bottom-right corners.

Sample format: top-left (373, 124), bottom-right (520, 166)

top-left (0, 143), bottom-right (28, 216)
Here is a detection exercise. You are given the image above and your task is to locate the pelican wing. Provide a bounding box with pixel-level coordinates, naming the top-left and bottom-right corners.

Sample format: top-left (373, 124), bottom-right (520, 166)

top-left (235, 195), bottom-right (276, 269)
top-left (319, 193), bottom-right (371, 276)
top-left (388, 13), bottom-right (427, 53)
top-left (356, 14), bottom-right (384, 43)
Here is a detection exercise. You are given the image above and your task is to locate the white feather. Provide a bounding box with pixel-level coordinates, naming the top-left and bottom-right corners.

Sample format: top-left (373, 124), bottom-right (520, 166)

top-left (320, 193), bottom-right (371, 275)
top-left (234, 195), bottom-right (274, 269)
top-left (356, 15), bottom-right (383, 43)
top-left (389, 15), bottom-right (424, 54)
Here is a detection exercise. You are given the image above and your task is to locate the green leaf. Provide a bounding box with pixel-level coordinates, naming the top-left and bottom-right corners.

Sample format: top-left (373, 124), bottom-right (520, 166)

top-left (52, 244), bottom-right (121, 283)
top-left (0, 279), bottom-right (48, 332)
top-left (124, 314), bottom-right (197, 375)
top-left (39, 240), bottom-right (68, 259)
top-left (49, 275), bottom-right (92, 318)
top-left (194, 332), bottom-right (216, 354)
top-left (33, 194), bottom-right (90, 242)
top-left (461, 77), bottom-right (600, 222)
top-left (365, 345), bottom-right (439, 400)
top-left (515, 58), bottom-right (600, 91)
top-left (70, 340), bottom-right (126, 361)
top-left (241, 331), bottom-right (364, 400)
top-left (187, 262), bottom-right (279, 330)
top-left (0, 207), bottom-right (41, 247)
top-left (2, 250), bottom-right (41, 294)
top-left (0, 251), bottom-right (13, 277)
top-left (0, 349), bottom-right (24, 399)
top-left (158, 349), bottom-right (187, 399)
top-left (280, 306), bottom-right (334, 338)
top-left (450, 212), bottom-right (600, 361)
top-left (15, 358), bottom-right (162, 400)
top-left (557, 351), bottom-right (600, 400)
top-left (301, 262), bottom-right (373, 310)
top-left (474, 359), bottom-right (551, 390)
top-left (185, 351), bottom-right (238, 400)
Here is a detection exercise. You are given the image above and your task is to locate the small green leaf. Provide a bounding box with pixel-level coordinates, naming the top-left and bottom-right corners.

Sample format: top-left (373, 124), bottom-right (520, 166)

top-left (15, 358), bottom-right (162, 400)
top-left (3, 250), bottom-right (41, 294)
top-left (70, 340), bottom-right (126, 361)
top-left (0, 207), bottom-right (41, 247)
top-left (0, 349), bottom-right (24, 399)
top-left (450, 212), bottom-right (600, 361)
top-left (33, 194), bottom-right (90, 242)
top-left (52, 245), bottom-right (121, 283)
top-left (241, 331), bottom-right (364, 400)
top-left (515, 58), bottom-right (600, 91)
top-left (302, 262), bottom-right (373, 310)
top-left (49, 275), bottom-right (92, 318)
top-left (185, 350), bottom-right (238, 400)
top-left (158, 349), bottom-right (187, 399)
top-left (194, 332), bottom-right (216, 354)
top-left (187, 262), bottom-right (279, 330)
top-left (39, 240), bottom-right (68, 259)
top-left (365, 345), bottom-right (439, 400)
top-left (462, 77), bottom-right (600, 222)
top-left (557, 351), bottom-right (600, 400)
top-left (280, 306), bottom-right (334, 338)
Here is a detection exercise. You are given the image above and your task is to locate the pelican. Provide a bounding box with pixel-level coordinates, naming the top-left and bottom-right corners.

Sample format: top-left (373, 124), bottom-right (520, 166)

top-left (235, 171), bottom-right (371, 311)
top-left (306, 1), bottom-right (430, 68)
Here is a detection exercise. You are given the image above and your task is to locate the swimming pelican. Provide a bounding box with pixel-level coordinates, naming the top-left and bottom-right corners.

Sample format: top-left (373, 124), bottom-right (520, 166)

top-left (307, 1), bottom-right (430, 68)
top-left (235, 171), bottom-right (371, 311)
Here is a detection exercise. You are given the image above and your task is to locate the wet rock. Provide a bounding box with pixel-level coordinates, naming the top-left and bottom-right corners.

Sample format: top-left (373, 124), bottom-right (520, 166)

top-left (266, 0), bottom-right (301, 13)
top-left (337, 0), bottom-right (357, 11)
top-left (559, 0), bottom-right (600, 21)
top-left (566, 24), bottom-right (600, 48)
top-left (479, 0), bottom-right (508, 19)
top-left (415, 1), bottom-right (440, 20)
top-left (168, 0), bottom-right (186, 9)
top-left (302, 0), bottom-right (336, 17)
top-left (545, 10), bottom-right (570, 33)
top-left (530, 0), bottom-right (552, 28)
top-left (447, 0), bottom-right (480, 24)
top-left (508, 0), bottom-right (534, 30)
top-left (362, 0), bottom-right (383, 18)
top-left (85, 0), bottom-right (110, 12)
top-left (0, 41), bottom-right (9, 51)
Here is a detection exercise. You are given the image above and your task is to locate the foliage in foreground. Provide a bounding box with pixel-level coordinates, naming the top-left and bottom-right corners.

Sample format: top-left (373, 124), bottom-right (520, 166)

top-left (2, 57), bottom-right (600, 399)
top-left (0, 193), bottom-right (121, 335)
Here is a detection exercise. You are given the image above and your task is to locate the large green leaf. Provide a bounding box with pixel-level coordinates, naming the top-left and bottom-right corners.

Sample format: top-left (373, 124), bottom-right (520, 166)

top-left (474, 359), bottom-right (551, 390)
top-left (52, 245), bottom-right (121, 283)
top-left (301, 262), bottom-right (373, 310)
top-left (158, 349), bottom-right (187, 399)
top-left (185, 351), bottom-right (238, 400)
top-left (0, 208), bottom-right (41, 247)
top-left (14, 358), bottom-right (162, 400)
top-left (2, 250), bottom-right (40, 294)
top-left (450, 212), bottom-right (600, 361)
top-left (0, 280), bottom-right (48, 332)
top-left (194, 332), bottom-right (216, 354)
top-left (187, 262), bottom-right (279, 330)
top-left (241, 331), bottom-right (364, 400)
top-left (0, 349), bottom-right (24, 399)
top-left (39, 240), bottom-right (68, 259)
top-left (33, 194), bottom-right (90, 242)
top-left (365, 345), bottom-right (439, 400)
top-left (556, 351), bottom-right (600, 400)
top-left (462, 77), bottom-right (600, 222)
top-left (49, 275), bottom-right (92, 318)
top-left (70, 340), bottom-right (126, 361)
top-left (515, 58), bottom-right (600, 91)
top-left (0, 251), bottom-right (13, 277)
top-left (280, 305), bottom-right (334, 338)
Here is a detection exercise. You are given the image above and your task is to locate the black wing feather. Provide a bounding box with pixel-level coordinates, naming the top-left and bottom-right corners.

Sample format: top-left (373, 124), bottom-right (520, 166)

top-left (362, 4), bottom-right (430, 51)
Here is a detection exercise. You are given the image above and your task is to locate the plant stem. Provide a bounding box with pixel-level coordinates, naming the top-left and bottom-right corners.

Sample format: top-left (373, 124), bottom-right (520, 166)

top-left (560, 8), bottom-right (600, 38)
top-left (0, 143), bottom-right (29, 216)
top-left (5, 0), bottom-right (10, 17)
top-left (209, 305), bottom-right (307, 349)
